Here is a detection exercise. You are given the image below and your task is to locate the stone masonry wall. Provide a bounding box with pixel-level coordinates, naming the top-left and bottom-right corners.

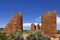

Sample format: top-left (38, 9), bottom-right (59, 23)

top-left (41, 11), bottom-right (56, 37)
top-left (36, 24), bottom-right (40, 30)
top-left (4, 13), bottom-right (23, 35)
top-left (31, 23), bottom-right (36, 32)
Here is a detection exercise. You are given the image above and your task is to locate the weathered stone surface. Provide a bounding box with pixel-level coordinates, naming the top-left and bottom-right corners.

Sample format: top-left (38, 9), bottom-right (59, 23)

top-left (31, 23), bottom-right (36, 32)
top-left (4, 12), bottom-right (23, 35)
top-left (36, 24), bottom-right (40, 30)
top-left (41, 11), bottom-right (56, 37)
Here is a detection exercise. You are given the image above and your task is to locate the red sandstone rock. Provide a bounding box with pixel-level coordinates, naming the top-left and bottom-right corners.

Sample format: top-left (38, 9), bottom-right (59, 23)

top-left (36, 24), bottom-right (40, 30)
top-left (4, 12), bottom-right (23, 35)
top-left (41, 11), bottom-right (56, 37)
top-left (31, 23), bottom-right (36, 32)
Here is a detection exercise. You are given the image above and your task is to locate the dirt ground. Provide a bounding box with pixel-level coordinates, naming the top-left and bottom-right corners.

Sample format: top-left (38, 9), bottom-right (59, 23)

top-left (51, 37), bottom-right (59, 40)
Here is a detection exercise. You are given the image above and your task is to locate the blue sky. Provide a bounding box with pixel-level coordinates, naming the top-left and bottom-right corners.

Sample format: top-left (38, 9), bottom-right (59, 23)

top-left (0, 0), bottom-right (60, 30)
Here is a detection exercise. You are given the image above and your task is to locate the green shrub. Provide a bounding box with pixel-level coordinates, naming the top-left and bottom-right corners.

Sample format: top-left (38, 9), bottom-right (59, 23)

top-left (37, 33), bottom-right (42, 40)
top-left (0, 32), bottom-right (7, 40)
top-left (35, 30), bottom-right (43, 40)
top-left (8, 31), bottom-right (22, 40)
top-left (26, 30), bottom-right (50, 40)
top-left (26, 30), bottom-right (42, 40)
top-left (42, 35), bottom-right (50, 40)
top-left (26, 33), bottom-right (36, 40)
top-left (57, 30), bottom-right (60, 34)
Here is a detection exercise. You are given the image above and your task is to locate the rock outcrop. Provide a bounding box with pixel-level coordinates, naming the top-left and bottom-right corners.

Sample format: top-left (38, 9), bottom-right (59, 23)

top-left (4, 12), bottom-right (23, 35)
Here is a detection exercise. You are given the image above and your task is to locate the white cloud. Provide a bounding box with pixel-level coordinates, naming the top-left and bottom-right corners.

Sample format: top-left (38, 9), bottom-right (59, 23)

top-left (57, 16), bottom-right (60, 30)
top-left (57, 16), bottom-right (60, 24)
top-left (23, 23), bottom-right (41, 27)
top-left (23, 23), bottom-right (41, 30)
top-left (35, 16), bottom-right (41, 22)
top-left (23, 23), bottom-right (31, 30)
top-left (23, 16), bottom-right (60, 30)
top-left (35, 16), bottom-right (60, 30)
top-left (23, 23), bottom-right (31, 27)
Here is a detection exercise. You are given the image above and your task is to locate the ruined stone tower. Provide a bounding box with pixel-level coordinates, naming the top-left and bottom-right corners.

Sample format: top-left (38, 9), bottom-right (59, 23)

top-left (36, 24), bottom-right (40, 30)
top-left (4, 12), bottom-right (23, 35)
top-left (41, 11), bottom-right (56, 37)
top-left (31, 23), bottom-right (36, 32)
